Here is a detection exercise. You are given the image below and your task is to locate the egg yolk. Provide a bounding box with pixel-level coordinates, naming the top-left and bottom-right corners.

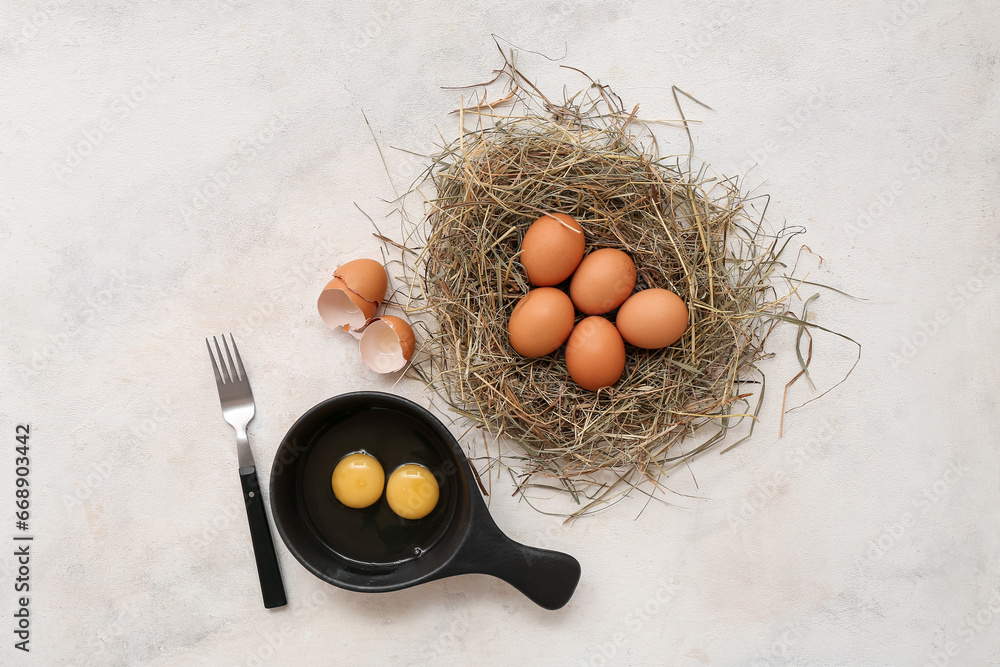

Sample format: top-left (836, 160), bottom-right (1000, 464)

top-left (331, 453), bottom-right (385, 509)
top-left (386, 464), bottom-right (440, 520)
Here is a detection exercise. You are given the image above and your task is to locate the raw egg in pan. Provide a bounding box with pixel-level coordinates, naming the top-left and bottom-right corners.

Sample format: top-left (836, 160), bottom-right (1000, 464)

top-left (331, 452), bottom-right (384, 509)
top-left (386, 464), bottom-right (440, 520)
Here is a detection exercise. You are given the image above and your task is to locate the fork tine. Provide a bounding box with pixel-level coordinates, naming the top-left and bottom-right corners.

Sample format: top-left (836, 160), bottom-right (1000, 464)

top-left (206, 338), bottom-right (224, 385)
top-left (229, 334), bottom-right (248, 383)
top-left (222, 334), bottom-right (240, 382)
top-left (214, 336), bottom-right (231, 383)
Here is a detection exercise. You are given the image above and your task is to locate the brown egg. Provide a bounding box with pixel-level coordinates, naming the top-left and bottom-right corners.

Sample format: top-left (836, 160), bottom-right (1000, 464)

top-left (519, 213), bottom-right (586, 286)
top-left (334, 258), bottom-right (388, 305)
top-left (569, 248), bottom-right (636, 315)
top-left (565, 316), bottom-right (626, 391)
top-left (616, 289), bottom-right (689, 349)
top-left (508, 287), bottom-right (576, 357)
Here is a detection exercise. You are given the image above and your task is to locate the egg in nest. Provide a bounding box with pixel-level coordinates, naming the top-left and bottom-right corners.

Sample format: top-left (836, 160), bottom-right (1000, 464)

top-left (519, 213), bottom-right (586, 286)
top-left (565, 316), bottom-right (626, 391)
top-left (616, 288), bottom-right (688, 349)
top-left (569, 248), bottom-right (636, 315)
top-left (507, 287), bottom-right (576, 357)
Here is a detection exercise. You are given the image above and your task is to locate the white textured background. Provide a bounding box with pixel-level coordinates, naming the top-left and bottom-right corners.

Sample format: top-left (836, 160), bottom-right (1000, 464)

top-left (1, 1), bottom-right (998, 665)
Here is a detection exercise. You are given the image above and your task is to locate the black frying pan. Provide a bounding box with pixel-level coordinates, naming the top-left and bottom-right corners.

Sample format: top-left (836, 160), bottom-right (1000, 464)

top-left (269, 391), bottom-right (581, 610)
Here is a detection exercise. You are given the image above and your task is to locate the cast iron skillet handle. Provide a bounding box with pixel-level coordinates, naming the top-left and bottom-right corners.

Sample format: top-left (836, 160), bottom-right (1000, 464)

top-left (453, 518), bottom-right (581, 610)
top-left (240, 466), bottom-right (288, 609)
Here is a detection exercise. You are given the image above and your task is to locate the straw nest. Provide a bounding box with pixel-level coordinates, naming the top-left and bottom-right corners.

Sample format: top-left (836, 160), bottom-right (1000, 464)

top-left (382, 60), bottom-right (842, 517)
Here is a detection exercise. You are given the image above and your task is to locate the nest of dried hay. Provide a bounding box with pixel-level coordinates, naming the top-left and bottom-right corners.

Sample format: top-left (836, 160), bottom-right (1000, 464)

top-left (381, 60), bottom-right (840, 517)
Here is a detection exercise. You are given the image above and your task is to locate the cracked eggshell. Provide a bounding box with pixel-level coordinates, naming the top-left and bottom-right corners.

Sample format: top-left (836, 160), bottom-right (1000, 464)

top-left (318, 277), bottom-right (378, 332)
top-left (334, 258), bottom-right (388, 305)
top-left (359, 316), bottom-right (415, 373)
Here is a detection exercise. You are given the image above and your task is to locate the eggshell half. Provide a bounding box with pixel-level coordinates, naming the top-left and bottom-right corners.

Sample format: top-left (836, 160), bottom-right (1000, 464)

top-left (335, 258), bottom-right (388, 305)
top-left (318, 277), bottom-right (378, 332)
top-left (565, 316), bottom-right (626, 391)
top-left (359, 316), bottom-right (415, 373)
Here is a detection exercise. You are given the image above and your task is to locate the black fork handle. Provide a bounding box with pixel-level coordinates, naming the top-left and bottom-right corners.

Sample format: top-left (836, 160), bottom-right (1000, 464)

top-left (239, 466), bottom-right (287, 608)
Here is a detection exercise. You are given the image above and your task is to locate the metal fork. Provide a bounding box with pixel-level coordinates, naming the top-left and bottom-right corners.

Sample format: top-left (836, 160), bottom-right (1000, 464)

top-left (206, 334), bottom-right (287, 609)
